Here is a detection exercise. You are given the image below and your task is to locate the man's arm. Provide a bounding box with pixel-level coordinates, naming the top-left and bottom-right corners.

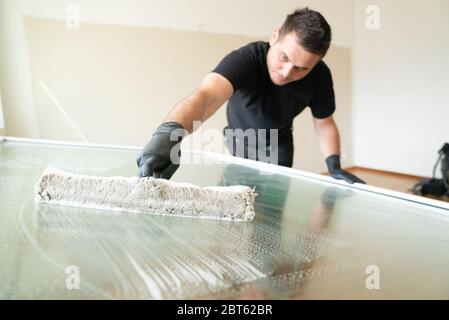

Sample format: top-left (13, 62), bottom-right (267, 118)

top-left (137, 72), bottom-right (233, 178)
top-left (313, 115), bottom-right (340, 158)
top-left (164, 72), bottom-right (234, 133)
top-left (313, 115), bottom-right (366, 184)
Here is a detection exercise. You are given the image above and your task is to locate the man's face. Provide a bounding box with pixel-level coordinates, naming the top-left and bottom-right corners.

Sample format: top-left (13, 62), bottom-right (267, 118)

top-left (267, 29), bottom-right (322, 86)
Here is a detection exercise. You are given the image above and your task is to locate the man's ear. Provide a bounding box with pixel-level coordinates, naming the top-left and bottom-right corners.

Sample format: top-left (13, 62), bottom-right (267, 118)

top-left (269, 28), bottom-right (280, 46)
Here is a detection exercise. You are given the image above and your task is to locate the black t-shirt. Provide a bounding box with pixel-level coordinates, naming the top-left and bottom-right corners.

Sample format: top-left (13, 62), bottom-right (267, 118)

top-left (212, 41), bottom-right (336, 138)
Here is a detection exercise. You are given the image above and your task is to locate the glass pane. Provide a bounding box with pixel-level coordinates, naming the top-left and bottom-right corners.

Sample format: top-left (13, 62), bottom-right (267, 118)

top-left (1, 140), bottom-right (449, 299)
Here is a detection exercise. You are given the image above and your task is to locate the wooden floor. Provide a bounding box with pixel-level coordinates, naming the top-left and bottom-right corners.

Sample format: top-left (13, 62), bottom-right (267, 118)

top-left (344, 167), bottom-right (449, 203)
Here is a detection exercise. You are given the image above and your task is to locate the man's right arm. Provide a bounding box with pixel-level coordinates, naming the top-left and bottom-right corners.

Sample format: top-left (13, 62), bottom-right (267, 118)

top-left (137, 72), bottom-right (233, 178)
top-left (164, 72), bottom-right (234, 133)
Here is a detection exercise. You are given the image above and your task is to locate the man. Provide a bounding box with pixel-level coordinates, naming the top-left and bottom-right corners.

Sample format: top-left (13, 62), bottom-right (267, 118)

top-left (137, 8), bottom-right (365, 184)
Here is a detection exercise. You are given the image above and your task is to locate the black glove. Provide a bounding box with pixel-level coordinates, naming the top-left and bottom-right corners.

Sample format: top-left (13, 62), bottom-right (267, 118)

top-left (137, 122), bottom-right (186, 179)
top-left (326, 154), bottom-right (366, 184)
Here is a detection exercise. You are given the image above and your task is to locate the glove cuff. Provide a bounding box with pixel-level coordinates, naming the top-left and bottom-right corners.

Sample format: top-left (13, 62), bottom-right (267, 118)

top-left (154, 122), bottom-right (187, 141)
top-left (156, 121), bottom-right (184, 132)
top-left (325, 154), bottom-right (341, 172)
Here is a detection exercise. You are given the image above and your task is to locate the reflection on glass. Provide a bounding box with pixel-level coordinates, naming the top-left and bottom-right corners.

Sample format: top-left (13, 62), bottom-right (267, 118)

top-left (1, 142), bottom-right (449, 299)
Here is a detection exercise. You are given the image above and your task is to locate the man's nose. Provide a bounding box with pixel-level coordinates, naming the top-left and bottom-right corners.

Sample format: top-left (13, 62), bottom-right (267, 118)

top-left (280, 63), bottom-right (294, 78)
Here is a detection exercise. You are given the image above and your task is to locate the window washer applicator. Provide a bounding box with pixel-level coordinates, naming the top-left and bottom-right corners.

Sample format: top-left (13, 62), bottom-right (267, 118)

top-left (35, 168), bottom-right (256, 222)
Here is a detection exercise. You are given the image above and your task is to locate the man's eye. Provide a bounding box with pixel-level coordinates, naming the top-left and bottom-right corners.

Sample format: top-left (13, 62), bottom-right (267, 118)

top-left (280, 54), bottom-right (288, 61)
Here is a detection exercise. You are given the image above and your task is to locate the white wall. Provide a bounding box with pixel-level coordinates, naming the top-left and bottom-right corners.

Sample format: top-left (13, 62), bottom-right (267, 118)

top-left (0, 0), bottom-right (355, 46)
top-left (2, 0), bottom-right (447, 177)
top-left (0, 90), bottom-right (5, 134)
top-left (353, 0), bottom-right (449, 177)
top-left (0, 0), bottom-right (40, 137)
top-left (0, 0), bottom-right (356, 174)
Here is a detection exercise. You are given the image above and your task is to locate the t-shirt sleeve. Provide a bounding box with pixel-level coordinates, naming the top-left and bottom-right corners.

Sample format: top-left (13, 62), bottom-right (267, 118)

top-left (309, 63), bottom-right (336, 119)
top-left (212, 50), bottom-right (256, 91)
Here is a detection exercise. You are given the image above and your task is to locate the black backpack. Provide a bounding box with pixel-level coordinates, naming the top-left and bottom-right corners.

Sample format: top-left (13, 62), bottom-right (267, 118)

top-left (413, 143), bottom-right (449, 196)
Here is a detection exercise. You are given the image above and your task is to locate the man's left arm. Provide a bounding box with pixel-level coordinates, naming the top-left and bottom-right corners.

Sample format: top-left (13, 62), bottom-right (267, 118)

top-left (313, 115), bottom-right (366, 184)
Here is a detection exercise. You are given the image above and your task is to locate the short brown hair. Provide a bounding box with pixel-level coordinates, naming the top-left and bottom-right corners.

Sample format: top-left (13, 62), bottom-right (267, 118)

top-left (279, 8), bottom-right (332, 57)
